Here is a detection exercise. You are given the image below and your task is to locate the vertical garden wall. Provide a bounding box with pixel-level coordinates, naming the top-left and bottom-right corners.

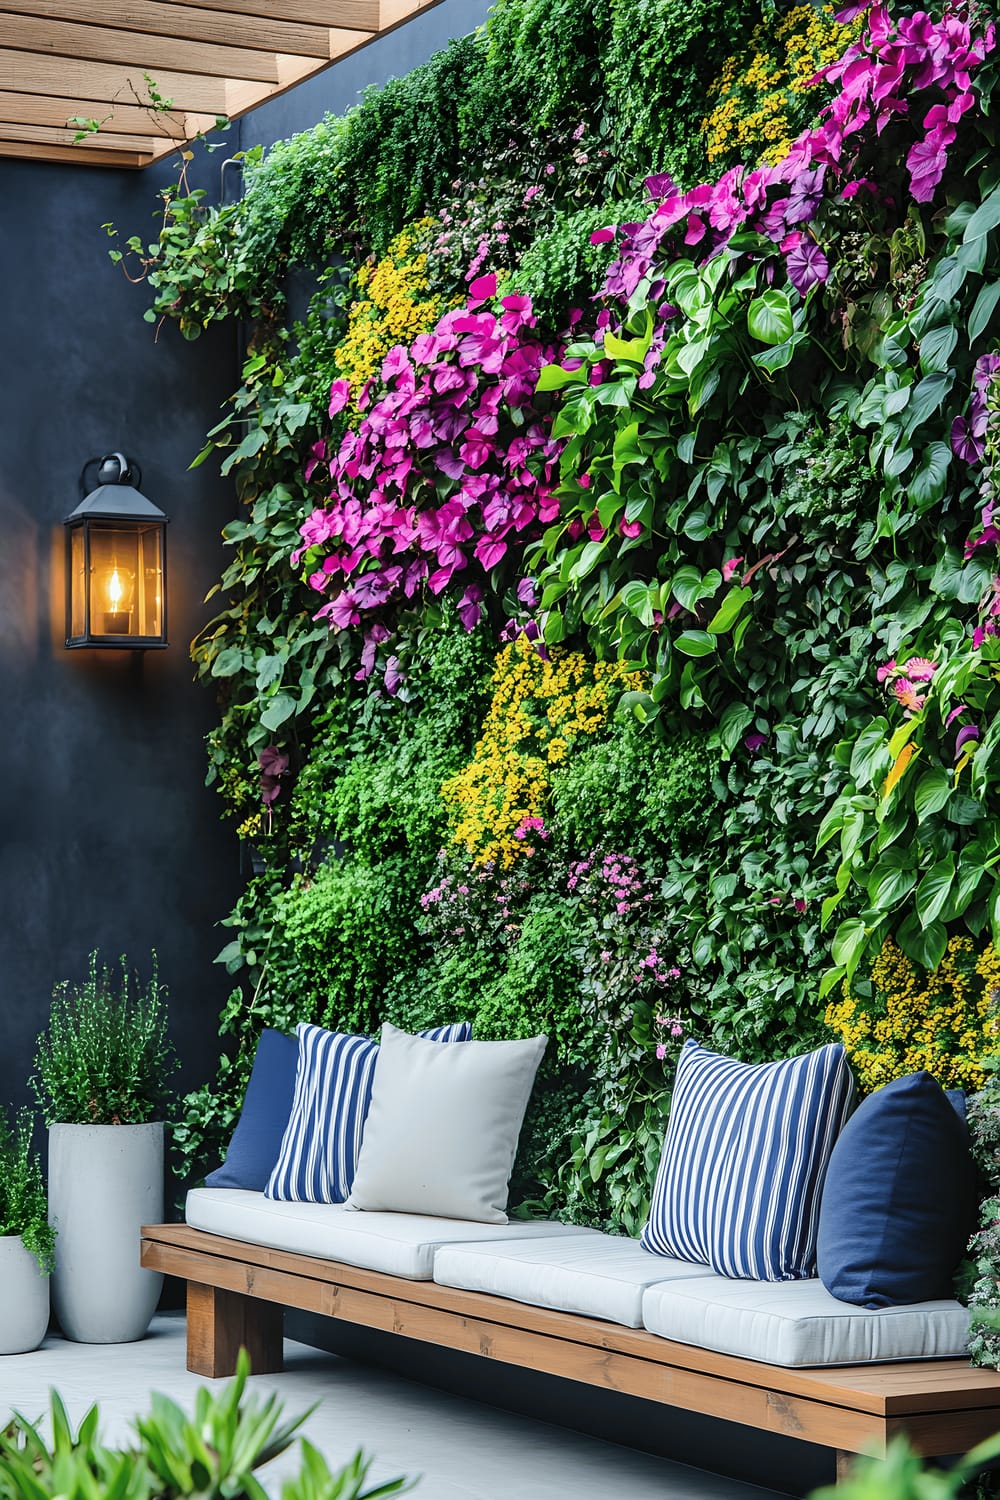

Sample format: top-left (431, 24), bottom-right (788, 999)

top-left (115, 0), bottom-right (1000, 1351)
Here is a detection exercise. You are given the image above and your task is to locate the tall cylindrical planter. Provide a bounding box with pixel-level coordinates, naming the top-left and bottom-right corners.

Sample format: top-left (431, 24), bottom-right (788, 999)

top-left (48, 1122), bottom-right (164, 1344)
top-left (0, 1236), bottom-right (49, 1354)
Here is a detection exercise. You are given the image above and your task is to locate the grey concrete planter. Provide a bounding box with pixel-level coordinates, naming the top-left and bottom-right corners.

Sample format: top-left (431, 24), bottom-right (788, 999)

top-left (48, 1122), bottom-right (164, 1344)
top-left (0, 1235), bottom-right (49, 1353)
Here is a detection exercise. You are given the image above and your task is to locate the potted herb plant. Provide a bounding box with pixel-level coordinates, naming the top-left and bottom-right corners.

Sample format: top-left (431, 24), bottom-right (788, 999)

top-left (33, 951), bottom-right (177, 1344)
top-left (0, 1107), bottom-right (55, 1354)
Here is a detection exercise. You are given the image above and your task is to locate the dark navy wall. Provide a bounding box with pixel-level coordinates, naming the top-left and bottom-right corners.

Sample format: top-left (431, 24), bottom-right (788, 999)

top-left (0, 153), bottom-right (240, 1116)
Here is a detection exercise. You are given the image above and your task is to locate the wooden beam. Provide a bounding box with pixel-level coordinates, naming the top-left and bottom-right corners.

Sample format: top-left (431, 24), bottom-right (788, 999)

top-left (0, 137), bottom-right (147, 167)
top-left (156, 0), bottom-right (379, 29)
top-left (0, 119), bottom-right (155, 152)
top-left (0, 16), bottom-right (284, 84)
top-left (0, 2), bottom-right (335, 62)
top-left (379, 0), bottom-right (438, 26)
top-left (0, 89), bottom-right (189, 137)
top-left (0, 51), bottom-right (232, 114)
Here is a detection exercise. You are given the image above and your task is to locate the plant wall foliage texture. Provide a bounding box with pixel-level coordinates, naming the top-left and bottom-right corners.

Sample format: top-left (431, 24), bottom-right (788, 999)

top-left (129, 0), bottom-right (1000, 1274)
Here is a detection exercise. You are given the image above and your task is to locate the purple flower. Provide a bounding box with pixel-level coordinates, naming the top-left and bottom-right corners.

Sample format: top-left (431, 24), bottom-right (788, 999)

top-left (782, 233), bottom-right (830, 294)
top-left (956, 724), bottom-right (980, 756)
top-left (744, 732), bottom-right (768, 752)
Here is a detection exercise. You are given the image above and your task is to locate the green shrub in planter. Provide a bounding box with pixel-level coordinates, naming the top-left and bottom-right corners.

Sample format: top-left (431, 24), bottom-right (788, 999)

top-left (32, 950), bottom-right (177, 1125)
top-left (0, 1107), bottom-right (53, 1273)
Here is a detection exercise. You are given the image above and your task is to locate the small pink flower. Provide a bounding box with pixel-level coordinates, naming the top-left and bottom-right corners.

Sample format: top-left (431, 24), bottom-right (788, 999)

top-left (876, 659), bottom-right (898, 683)
top-left (620, 518), bottom-right (644, 538)
top-left (600, 950), bottom-right (612, 963)
top-left (902, 656), bottom-right (936, 683)
top-left (945, 704), bottom-right (969, 727)
top-left (722, 557), bottom-right (744, 582)
top-left (894, 679), bottom-right (926, 712)
top-left (328, 379), bottom-right (351, 418)
top-left (655, 1042), bottom-right (667, 1060)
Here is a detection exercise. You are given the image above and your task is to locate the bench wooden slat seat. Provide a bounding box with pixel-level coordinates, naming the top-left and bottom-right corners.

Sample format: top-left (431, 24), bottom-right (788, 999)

top-left (141, 1222), bottom-right (1000, 1477)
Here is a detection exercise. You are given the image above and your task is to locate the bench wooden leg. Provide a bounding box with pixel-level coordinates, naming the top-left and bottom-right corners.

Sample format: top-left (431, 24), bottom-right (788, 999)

top-left (186, 1281), bottom-right (284, 1378)
top-left (836, 1451), bottom-right (858, 1485)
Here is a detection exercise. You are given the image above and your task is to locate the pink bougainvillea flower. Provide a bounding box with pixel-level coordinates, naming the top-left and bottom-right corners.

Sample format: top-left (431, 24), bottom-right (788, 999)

top-left (467, 272), bottom-right (498, 304)
top-left (620, 518), bottom-right (644, 538)
top-left (328, 379), bottom-right (351, 418)
top-left (901, 656), bottom-right (936, 682)
top-left (876, 658), bottom-right (898, 682)
top-left (722, 556), bottom-right (744, 582)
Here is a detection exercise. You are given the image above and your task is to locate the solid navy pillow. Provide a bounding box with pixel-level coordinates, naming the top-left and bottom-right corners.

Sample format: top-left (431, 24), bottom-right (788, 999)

top-left (816, 1071), bottom-right (976, 1308)
top-left (205, 1029), bottom-right (298, 1191)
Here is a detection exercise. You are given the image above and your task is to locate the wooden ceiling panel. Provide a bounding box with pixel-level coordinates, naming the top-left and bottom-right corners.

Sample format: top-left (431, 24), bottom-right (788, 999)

top-left (0, 0), bottom-right (441, 168)
top-left (0, 3), bottom-right (337, 61)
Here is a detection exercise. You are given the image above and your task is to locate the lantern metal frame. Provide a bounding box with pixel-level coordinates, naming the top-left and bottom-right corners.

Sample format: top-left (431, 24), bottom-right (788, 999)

top-left (65, 453), bottom-right (169, 651)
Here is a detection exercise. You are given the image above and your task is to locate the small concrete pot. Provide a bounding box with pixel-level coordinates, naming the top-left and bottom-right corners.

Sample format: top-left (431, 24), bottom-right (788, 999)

top-left (48, 1122), bottom-right (164, 1344)
top-left (0, 1235), bottom-right (50, 1353)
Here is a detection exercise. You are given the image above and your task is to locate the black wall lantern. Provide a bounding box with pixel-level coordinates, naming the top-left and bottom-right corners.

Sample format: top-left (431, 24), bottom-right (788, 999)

top-left (65, 453), bottom-right (168, 650)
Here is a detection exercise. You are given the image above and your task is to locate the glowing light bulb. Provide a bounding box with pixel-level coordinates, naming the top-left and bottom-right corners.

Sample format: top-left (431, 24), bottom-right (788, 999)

top-left (108, 568), bottom-right (123, 608)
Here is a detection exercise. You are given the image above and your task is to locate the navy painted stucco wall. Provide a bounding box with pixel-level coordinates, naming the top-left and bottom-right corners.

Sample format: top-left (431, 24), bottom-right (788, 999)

top-left (0, 0), bottom-right (490, 1125)
top-left (0, 152), bottom-right (240, 1116)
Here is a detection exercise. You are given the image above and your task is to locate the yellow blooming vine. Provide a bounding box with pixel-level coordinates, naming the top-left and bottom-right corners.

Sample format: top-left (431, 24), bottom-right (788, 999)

top-left (334, 219), bottom-right (457, 412)
top-left (702, 5), bottom-right (863, 169)
top-left (441, 635), bottom-right (645, 868)
top-left (826, 936), bottom-right (1000, 1093)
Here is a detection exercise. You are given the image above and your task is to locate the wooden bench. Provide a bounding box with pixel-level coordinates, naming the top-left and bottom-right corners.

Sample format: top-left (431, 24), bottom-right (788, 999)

top-left (142, 1222), bottom-right (1000, 1481)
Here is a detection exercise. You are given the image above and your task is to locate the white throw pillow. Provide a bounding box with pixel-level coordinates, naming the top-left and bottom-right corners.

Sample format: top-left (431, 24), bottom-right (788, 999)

top-left (346, 1023), bottom-right (547, 1223)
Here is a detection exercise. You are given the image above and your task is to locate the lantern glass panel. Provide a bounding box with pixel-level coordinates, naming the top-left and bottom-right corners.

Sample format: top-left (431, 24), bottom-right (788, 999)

top-left (87, 523), bottom-right (163, 640)
top-left (69, 525), bottom-right (86, 640)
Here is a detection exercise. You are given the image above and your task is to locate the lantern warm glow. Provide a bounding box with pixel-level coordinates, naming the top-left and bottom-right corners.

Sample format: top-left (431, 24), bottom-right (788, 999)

top-left (65, 454), bottom-right (168, 650)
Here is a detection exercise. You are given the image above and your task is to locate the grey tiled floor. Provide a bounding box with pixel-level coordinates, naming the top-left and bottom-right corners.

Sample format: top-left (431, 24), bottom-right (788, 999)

top-left (0, 1314), bottom-right (791, 1500)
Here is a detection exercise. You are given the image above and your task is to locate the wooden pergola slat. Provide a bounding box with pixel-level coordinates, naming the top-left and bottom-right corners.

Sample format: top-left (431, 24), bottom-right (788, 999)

top-left (0, 0), bottom-right (441, 168)
top-left (0, 2), bottom-right (337, 62)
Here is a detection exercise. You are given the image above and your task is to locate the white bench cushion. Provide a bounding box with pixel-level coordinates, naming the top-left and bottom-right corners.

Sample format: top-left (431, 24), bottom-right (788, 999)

top-left (185, 1188), bottom-right (589, 1280)
top-left (641, 1275), bottom-right (971, 1367)
top-left (433, 1231), bottom-right (716, 1327)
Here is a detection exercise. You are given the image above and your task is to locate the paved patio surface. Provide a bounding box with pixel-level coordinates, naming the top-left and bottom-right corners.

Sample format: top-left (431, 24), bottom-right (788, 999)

top-left (0, 1313), bottom-right (795, 1500)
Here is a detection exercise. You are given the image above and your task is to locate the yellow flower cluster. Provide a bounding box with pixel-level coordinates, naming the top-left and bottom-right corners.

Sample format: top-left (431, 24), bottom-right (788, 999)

top-left (702, 5), bottom-right (862, 168)
top-left (334, 219), bottom-right (455, 412)
top-left (441, 634), bottom-right (645, 868)
top-left (826, 936), bottom-right (1000, 1093)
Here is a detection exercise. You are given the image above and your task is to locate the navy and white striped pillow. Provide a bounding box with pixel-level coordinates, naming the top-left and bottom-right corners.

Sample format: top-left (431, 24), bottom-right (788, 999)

top-left (641, 1040), bottom-right (853, 1281)
top-left (266, 1020), bottom-right (471, 1204)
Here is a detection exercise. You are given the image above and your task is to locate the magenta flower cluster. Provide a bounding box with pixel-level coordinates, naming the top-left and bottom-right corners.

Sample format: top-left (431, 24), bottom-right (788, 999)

top-left (293, 274), bottom-right (564, 675)
top-left (876, 654), bottom-right (938, 714)
top-left (598, 3), bottom-right (994, 311)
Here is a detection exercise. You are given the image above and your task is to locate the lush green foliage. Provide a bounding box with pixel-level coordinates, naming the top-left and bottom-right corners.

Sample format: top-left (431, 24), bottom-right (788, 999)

top-left (127, 0), bottom-right (1000, 1256)
top-left (0, 1351), bottom-right (410, 1500)
top-left (0, 1108), bottom-right (54, 1273)
top-left (33, 952), bottom-right (177, 1126)
top-left (604, 0), bottom-right (759, 185)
